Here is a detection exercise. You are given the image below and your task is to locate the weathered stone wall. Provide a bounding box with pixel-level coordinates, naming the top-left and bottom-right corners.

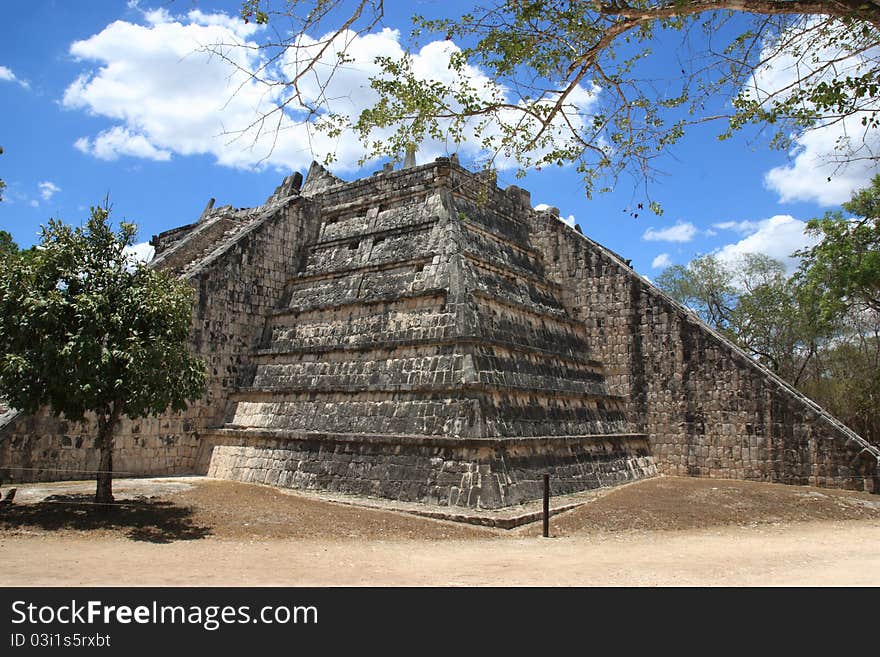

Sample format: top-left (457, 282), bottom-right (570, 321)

top-left (150, 221), bottom-right (197, 256)
top-left (206, 430), bottom-right (656, 509)
top-left (528, 210), bottom-right (880, 492)
top-left (0, 195), bottom-right (322, 483)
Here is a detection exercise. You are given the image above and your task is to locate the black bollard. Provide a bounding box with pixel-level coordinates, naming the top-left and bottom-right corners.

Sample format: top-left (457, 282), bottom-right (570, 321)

top-left (542, 474), bottom-right (550, 538)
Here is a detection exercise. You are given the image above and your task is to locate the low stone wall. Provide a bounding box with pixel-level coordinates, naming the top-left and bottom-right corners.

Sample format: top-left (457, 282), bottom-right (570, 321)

top-left (0, 408), bottom-right (199, 483)
top-left (205, 430), bottom-right (657, 509)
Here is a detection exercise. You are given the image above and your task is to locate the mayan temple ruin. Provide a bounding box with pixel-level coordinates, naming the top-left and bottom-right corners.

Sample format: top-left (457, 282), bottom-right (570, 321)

top-left (1, 157), bottom-right (878, 508)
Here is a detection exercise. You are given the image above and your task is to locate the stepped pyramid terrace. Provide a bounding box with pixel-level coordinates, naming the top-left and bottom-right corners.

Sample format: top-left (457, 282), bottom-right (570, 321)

top-left (1, 157), bottom-right (877, 508)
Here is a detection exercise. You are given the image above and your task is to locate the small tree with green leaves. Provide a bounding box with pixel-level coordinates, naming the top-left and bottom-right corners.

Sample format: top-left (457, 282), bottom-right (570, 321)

top-left (0, 205), bottom-right (206, 503)
top-left (795, 174), bottom-right (880, 322)
top-left (657, 253), bottom-right (831, 384)
top-left (655, 254), bottom-right (737, 331)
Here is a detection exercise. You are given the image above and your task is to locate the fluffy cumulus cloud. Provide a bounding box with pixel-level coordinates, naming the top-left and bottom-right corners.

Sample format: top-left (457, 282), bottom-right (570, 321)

top-left (744, 20), bottom-right (880, 206)
top-left (74, 127), bottom-right (172, 161)
top-left (713, 214), bottom-right (818, 271)
top-left (763, 124), bottom-right (879, 206)
top-left (651, 253), bottom-right (671, 269)
top-left (63, 7), bottom-right (598, 173)
top-left (38, 181), bottom-right (61, 201)
top-left (642, 221), bottom-right (698, 243)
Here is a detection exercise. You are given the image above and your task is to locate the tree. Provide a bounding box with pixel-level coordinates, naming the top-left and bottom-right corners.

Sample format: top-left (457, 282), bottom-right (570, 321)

top-left (226, 0), bottom-right (880, 207)
top-left (795, 173), bottom-right (880, 321)
top-left (728, 253), bottom-right (829, 383)
top-left (796, 306), bottom-right (880, 444)
top-left (656, 252), bottom-right (827, 382)
top-left (655, 254), bottom-right (737, 329)
top-left (0, 231), bottom-right (18, 261)
top-left (0, 206), bottom-right (206, 503)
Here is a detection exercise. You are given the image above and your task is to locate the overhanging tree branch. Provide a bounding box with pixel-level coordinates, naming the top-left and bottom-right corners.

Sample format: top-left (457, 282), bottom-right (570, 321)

top-left (220, 0), bottom-right (880, 208)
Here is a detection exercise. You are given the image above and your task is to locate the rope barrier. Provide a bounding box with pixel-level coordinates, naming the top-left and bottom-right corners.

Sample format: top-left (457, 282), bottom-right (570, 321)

top-left (1, 465), bottom-right (160, 476)
top-left (1, 498), bottom-right (165, 509)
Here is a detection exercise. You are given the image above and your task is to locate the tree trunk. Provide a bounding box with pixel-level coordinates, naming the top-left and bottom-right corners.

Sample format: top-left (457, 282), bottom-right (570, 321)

top-left (95, 405), bottom-right (121, 505)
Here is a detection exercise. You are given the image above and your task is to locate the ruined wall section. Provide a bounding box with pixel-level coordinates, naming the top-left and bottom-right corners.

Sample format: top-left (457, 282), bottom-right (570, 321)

top-left (0, 194), bottom-right (321, 483)
top-left (150, 208), bottom-right (257, 277)
top-left (150, 221), bottom-right (198, 255)
top-left (529, 211), bottom-right (880, 492)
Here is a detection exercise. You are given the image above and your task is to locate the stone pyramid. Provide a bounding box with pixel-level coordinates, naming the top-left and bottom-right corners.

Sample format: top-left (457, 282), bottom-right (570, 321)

top-left (4, 157), bottom-right (875, 509)
top-left (206, 160), bottom-right (656, 507)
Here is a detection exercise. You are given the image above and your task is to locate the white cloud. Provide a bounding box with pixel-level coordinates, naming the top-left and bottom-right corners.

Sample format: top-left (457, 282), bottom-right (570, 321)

top-left (62, 10), bottom-right (598, 173)
top-left (651, 253), bottom-right (671, 269)
top-left (38, 181), bottom-right (61, 201)
top-left (142, 7), bottom-right (174, 26)
top-left (0, 65), bottom-right (29, 89)
top-left (642, 221), bottom-right (698, 243)
top-left (714, 214), bottom-right (819, 271)
top-left (74, 127), bottom-right (172, 161)
top-left (744, 19), bottom-right (880, 206)
top-left (124, 241), bottom-right (155, 263)
top-left (28, 199), bottom-right (39, 208)
top-left (763, 120), bottom-right (879, 205)
top-left (185, 9), bottom-right (261, 37)
top-left (713, 220), bottom-right (760, 234)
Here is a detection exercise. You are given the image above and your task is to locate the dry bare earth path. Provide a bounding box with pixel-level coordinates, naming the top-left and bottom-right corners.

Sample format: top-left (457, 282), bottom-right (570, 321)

top-left (2, 477), bottom-right (879, 586)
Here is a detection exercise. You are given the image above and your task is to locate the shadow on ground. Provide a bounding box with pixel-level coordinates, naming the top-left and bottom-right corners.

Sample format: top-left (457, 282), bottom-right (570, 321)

top-left (0, 494), bottom-right (212, 543)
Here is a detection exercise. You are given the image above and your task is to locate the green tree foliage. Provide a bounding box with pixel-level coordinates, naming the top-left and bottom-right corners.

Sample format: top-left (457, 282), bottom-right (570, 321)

top-left (788, 176), bottom-right (880, 443)
top-left (231, 1), bottom-right (880, 207)
top-left (795, 173), bottom-right (880, 321)
top-left (656, 252), bottom-right (829, 384)
top-left (0, 230), bottom-right (18, 260)
top-left (656, 255), bottom-right (737, 330)
top-left (730, 254), bottom-right (832, 383)
top-left (797, 309), bottom-right (880, 444)
top-left (0, 206), bottom-right (206, 503)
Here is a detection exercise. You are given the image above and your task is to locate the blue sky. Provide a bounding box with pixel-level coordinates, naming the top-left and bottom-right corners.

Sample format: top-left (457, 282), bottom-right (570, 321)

top-left (1, 1), bottom-right (876, 276)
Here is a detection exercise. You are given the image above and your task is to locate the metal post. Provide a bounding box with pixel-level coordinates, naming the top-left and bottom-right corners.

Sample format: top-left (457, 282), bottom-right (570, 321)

top-left (542, 474), bottom-right (550, 538)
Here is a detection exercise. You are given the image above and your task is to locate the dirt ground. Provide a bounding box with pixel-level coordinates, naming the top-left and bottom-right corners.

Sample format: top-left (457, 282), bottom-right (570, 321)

top-left (2, 475), bottom-right (880, 586)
